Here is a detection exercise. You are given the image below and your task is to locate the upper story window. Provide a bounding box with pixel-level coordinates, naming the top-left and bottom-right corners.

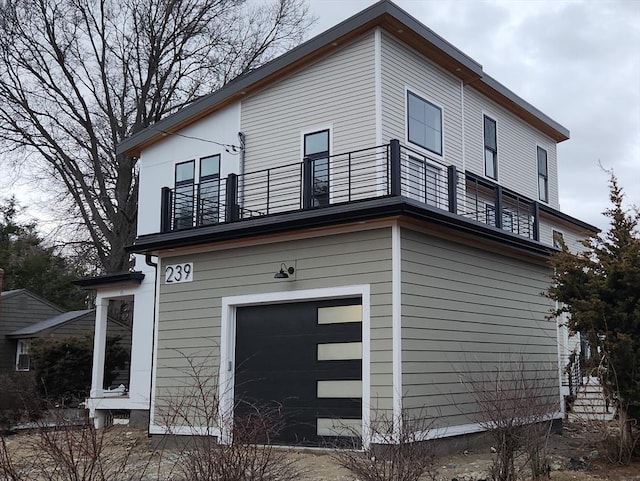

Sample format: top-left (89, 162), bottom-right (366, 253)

top-left (174, 155), bottom-right (221, 229)
top-left (304, 129), bottom-right (330, 207)
top-left (552, 230), bottom-right (564, 249)
top-left (537, 146), bottom-right (548, 203)
top-left (484, 115), bottom-right (497, 179)
top-left (175, 160), bottom-right (195, 230)
top-left (407, 91), bottom-right (442, 156)
top-left (16, 340), bottom-right (30, 371)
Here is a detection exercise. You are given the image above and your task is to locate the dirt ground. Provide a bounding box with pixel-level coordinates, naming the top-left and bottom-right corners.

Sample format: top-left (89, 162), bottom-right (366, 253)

top-left (2, 420), bottom-right (639, 481)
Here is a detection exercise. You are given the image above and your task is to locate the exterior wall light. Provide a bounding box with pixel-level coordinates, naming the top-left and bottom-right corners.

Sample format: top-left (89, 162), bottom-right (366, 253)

top-left (274, 263), bottom-right (295, 279)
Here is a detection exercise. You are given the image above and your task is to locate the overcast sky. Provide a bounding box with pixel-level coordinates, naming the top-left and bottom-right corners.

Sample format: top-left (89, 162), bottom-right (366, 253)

top-left (306, 0), bottom-right (640, 231)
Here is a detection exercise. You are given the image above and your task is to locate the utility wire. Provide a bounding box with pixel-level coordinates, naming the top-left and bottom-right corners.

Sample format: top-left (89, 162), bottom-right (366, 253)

top-left (149, 127), bottom-right (243, 153)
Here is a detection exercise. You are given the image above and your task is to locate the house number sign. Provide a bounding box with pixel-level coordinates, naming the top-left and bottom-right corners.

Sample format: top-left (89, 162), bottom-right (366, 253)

top-left (165, 262), bottom-right (193, 284)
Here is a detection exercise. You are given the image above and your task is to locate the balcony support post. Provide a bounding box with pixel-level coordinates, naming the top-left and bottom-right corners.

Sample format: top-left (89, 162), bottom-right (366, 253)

top-left (533, 201), bottom-right (540, 241)
top-left (302, 157), bottom-right (312, 209)
top-left (495, 184), bottom-right (503, 229)
top-left (390, 139), bottom-right (401, 196)
top-left (160, 187), bottom-right (172, 233)
top-left (225, 174), bottom-right (239, 222)
top-left (447, 165), bottom-right (458, 213)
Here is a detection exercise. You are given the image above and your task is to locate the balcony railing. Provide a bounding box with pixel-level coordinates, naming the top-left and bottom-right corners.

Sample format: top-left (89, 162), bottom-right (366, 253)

top-left (160, 139), bottom-right (541, 242)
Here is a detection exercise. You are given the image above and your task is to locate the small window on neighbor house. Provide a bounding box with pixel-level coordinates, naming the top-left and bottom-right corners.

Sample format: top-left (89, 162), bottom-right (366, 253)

top-left (537, 147), bottom-right (548, 202)
top-left (484, 115), bottom-right (497, 179)
top-left (16, 340), bottom-right (30, 372)
top-left (553, 230), bottom-right (564, 249)
top-left (407, 91), bottom-right (442, 155)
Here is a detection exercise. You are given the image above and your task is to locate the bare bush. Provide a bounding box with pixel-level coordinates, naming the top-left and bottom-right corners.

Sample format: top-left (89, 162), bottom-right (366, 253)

top-left (331, 410), bottom-right (439, 481)
top-left (157, 351), bottom-right (300, 481)
top-left (0, 408), bottom-right (153, 481)
top-left (459, 358), bottom-right (558, 481)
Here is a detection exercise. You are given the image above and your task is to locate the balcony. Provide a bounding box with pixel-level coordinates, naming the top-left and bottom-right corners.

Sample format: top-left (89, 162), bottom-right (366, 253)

top-left (159, 139), bottom-right (541, 242)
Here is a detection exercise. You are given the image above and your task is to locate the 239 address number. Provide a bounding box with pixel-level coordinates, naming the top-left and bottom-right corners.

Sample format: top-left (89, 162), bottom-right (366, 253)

top-left (165, 263), bottom-right (193, 283)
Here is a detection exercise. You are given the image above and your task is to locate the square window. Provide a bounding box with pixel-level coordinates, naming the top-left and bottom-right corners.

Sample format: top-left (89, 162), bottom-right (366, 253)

top-left (407, 91), bottom-right (442, 155)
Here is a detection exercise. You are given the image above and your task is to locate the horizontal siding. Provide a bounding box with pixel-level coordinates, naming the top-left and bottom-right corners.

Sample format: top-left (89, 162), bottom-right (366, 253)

top-left (464, 87), bottom-right (560, 208)
top-left (0, 292), bottom-right (62, 372)
top-left (241, 32), bottom-right (376, 172)
top-left (400, 228), bottom-right (559, 430)
top-left (380, 31), bottom-right (463, 170)
top-left (539, 215), bottom-right (590, 253)
top-left (155, 228), bottom-right (393, 427)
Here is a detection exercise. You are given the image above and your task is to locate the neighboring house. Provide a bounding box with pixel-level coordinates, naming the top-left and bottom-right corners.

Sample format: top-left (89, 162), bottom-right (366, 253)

top-left (0, 289), bottom-right (64, 372)
top-left (82, 1), bottom-right (596, 445)
top-left (0, 289), bottom-right (130, 384)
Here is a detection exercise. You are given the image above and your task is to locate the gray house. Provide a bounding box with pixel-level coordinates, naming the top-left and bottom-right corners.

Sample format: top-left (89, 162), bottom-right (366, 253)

top-left (84, 0), bottom-right (595, 446)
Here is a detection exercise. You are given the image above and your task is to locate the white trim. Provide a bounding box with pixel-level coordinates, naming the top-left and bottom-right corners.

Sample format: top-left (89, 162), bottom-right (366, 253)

top-left (481, 109), bottom-right (499, 181)
top-left (149, 424), bottom-right (221, 437)
top-left (391, 222), bottom-right (402, 440)
top-left (460, 80), bottom-right (466, 174)
top-left (219, 284), bottom-right (372, 447)
top-left (148, 258), bottom-right (163, 430)
top-left (374, 411), bottom-right (566, 444)
top-left (404, 85), bottom-right (446, 162)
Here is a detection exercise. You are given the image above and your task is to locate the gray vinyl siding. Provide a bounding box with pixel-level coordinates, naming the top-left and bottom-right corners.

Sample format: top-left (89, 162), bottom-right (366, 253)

top-left (241, 32), bottom-right (377, 172)
top-left (380, 31), bottom-right (463, 171)
top-left (154, 228), bottom-right (393, 427)
top-left (464, 87), bottom-right (560, 209)
top-left (400, 228), bottom-right (559, 428)
top-left (539, 216), bottom-right (590, 253)
top-left (0, 291), bottom-right (62, 372)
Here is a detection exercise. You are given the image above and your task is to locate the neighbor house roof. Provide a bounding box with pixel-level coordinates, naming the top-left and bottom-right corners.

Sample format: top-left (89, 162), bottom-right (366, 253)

top-left (6, 309), bottom-right (95, 338)
top-left (117, 0), bottom-right (569, 158)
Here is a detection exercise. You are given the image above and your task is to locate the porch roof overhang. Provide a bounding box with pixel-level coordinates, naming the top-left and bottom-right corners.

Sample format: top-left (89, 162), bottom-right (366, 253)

top-left (75, 271), bottom-right (145, 289)
top-left (117, 1), bottom-right (568, 158)
top-left (126, 196), bottom-right (577, 261)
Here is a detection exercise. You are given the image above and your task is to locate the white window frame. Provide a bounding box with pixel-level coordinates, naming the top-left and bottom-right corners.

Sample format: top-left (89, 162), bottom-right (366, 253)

top-left (537, 145), bottom-right (549, 203)
top-left (15, 339), bottom-right (30, 372)
top-left (552, 229), bottom-right (565, 249)
top-left (482, 112), bottom-right (498, 180)
top-left (174, 154), bottom-right (222, 227)
top-left (404, 87), bottom-right (445, 160)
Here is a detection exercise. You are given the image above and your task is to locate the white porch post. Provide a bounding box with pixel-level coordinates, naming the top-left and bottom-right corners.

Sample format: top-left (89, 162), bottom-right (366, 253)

top-left (90, 298), bottom-right (108, 398)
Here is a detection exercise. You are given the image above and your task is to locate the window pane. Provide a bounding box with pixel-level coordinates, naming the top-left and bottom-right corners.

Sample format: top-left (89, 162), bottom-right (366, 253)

top-left (176, 160), bottom-right (195, 184)
top-left (485, 149), bottom-right (496, 179)
top-left (305, 130), bottom-right (329, 156)
top-left (537, 147), bottom-right (547, 176)
top-left (484, 116), bottom-right (496, 150)
top-left (407, 92), bottom-right (442, 155)
top-left (200, 154), bottom-right (220, 179)
top-left (538, 175), bottom-right (548, 202)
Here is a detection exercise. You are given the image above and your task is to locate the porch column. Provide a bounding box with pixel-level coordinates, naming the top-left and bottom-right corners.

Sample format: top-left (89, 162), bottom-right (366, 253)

top-left (90, 298), bottom-right (108, 398)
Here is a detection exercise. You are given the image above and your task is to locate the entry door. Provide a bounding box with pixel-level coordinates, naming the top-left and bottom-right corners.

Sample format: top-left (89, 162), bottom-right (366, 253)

top-left (234, 298), bottom-right (362, 446)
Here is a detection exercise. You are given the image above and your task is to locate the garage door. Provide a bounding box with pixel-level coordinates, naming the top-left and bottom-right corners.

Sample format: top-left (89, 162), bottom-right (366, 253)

top-left (234, 297), bottom-right (362, 446)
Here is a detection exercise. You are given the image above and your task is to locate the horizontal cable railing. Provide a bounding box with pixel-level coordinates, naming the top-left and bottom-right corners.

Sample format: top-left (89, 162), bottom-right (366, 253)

top-left (160, 140), bottom-right (540, 242)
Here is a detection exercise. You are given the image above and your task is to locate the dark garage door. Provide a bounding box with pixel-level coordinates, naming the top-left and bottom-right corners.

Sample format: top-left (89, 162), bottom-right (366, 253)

top-left (234, 297), bottom-right (362, 446)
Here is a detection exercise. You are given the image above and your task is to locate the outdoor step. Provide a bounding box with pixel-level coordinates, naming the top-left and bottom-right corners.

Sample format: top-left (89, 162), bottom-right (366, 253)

top-left (568, 411), bottom-right (615, 422)
top-left (573, 398), bottom-right (610, 409)
top-left (572, 405), bottom-right (614, 415)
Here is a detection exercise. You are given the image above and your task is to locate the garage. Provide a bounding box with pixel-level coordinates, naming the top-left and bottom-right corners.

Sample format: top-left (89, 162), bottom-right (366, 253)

top-left (234, 297), bottom-right (362, 446)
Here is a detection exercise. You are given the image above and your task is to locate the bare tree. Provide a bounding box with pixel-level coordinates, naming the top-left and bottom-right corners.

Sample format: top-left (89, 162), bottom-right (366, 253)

top-left (0, 0), bottom-right (313, 273)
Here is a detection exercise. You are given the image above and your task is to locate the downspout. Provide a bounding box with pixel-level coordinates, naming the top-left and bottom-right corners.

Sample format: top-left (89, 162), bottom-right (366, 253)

top-left (238, 132), bottom-right (246, 207)
top-left (145, 254), bottom-right (158, 436)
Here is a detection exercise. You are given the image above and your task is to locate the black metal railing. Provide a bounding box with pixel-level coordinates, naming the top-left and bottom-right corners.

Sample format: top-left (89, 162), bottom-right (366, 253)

top-left (159, 139), bottom-right (541, 242)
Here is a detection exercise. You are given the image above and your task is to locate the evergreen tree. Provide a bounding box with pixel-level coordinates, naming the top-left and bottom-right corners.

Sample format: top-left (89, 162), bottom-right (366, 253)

top-left (548, 176), bottom-right (639, 462)
top-left (0, 197), bottom-right (85, 310)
